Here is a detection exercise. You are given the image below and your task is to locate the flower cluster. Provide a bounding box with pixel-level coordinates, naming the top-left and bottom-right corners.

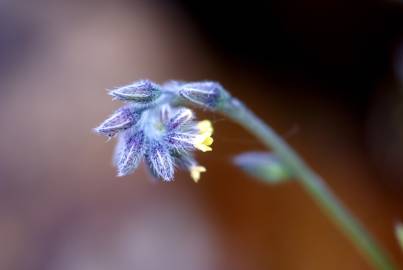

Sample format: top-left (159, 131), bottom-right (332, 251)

top-left (94, 80), bottom-right (222, 182)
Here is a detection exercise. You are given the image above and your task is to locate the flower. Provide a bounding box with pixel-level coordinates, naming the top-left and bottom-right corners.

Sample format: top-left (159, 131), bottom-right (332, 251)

top-left (109, 80), bottom-right (161, 103)
top-left (193, 120), bottom-right (214, 152)
top-left (173, 153), bottom-right (206, 183)
top-left (94, 106), bottom-right (141, 137)
top-left (178, 81), bottom-right (228, 109)
top-left (115, 131), bottom-right (146, 176)
top-left (190, 165), bottom-right (206, 183)
top-left (94, 81), bottom-right (215, 182)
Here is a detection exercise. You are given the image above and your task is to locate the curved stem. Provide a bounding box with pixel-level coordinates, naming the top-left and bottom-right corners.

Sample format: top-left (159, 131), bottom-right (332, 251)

top-left (218, 97), bottom-right (396, 270)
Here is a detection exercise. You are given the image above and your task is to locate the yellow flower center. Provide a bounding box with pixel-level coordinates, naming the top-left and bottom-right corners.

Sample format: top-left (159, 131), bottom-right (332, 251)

top-left (189, 120), bottom-right (213, 182)
top-left (193, 120), bottom-right (214, 152)
top-left (190, 165), bottom-right (206, 183)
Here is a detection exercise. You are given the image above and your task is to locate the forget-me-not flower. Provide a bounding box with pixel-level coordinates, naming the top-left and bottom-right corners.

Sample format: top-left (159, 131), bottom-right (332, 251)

top-left (94, 80), bottom-right (222, 182)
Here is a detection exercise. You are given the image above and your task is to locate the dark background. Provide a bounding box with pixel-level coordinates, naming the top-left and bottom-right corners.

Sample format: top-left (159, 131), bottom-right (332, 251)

top-left (0, 0), bottom-right (402, 269)
top-left (178, 0), bottom-right (403, 106)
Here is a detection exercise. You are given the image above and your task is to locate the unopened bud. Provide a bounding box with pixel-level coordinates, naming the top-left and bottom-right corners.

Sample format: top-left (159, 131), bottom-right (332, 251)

top-left (234, 152), bottom-right (292, 184)
top-left (179, 81), bottom-right (228, 109)
top-left (109, 80), bottom-right (161, 103)
top-left (94, 107), bottom-right (140, 137)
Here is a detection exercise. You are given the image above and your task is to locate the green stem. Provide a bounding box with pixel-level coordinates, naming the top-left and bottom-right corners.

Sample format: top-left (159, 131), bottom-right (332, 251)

top-left (218, 97), bottom-right (396, 270)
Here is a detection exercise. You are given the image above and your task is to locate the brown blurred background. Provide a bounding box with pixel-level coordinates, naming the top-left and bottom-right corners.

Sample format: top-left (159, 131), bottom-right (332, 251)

top-left (0, 0), bottom-right (402, 269)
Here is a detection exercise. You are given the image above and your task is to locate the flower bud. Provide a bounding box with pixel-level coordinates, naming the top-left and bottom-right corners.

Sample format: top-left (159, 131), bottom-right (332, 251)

top-left (109, 80), bottom-right (161, 103)
top-left (116, 131), bottom-right (145, 176)
top-left (94, 107), bottom-right (140, 137)
top-left (179, 81), bottom-right (228, 109)
top-left (146, 141), bottom-right (174, 181)
top-left (234, 152), bottom-right (292, 184)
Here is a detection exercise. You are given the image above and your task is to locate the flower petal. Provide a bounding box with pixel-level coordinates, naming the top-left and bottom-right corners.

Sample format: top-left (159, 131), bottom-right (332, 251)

top-left (194, 142), bottom-right (212, 152)
top-left (166, 132), bottom-right (196, 151)
top-left (167, 107), bottom-right (194, 130)
top-left (113, 135), bottom-right (125, 166)
top-left (197, 120), bottom-right (213, 136)
top-left (172, 153), bottom-right (206, 183)
top-left (146, 141), bottom-right (174, 181)
top-left (190, 165), bottom-right (206, 183)
top-left (116, 131), bottom-right (145, 176)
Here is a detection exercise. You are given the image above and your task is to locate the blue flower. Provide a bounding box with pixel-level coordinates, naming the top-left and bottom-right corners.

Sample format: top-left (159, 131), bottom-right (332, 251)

top-left (109, 80), bottom-right (161, 103)
top-left (94, 80), bottom-right (216, 182)
top-left (178, 81), bottom-right (228, 109)
top-left (94, 106), bottom-right (141, 137)
top-left (114, 130), bottom-right (146, 176)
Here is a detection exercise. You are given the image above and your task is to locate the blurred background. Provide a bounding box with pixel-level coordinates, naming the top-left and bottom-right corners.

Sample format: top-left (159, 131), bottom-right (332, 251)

top-left (0, 0), bottom-right (402, 269)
